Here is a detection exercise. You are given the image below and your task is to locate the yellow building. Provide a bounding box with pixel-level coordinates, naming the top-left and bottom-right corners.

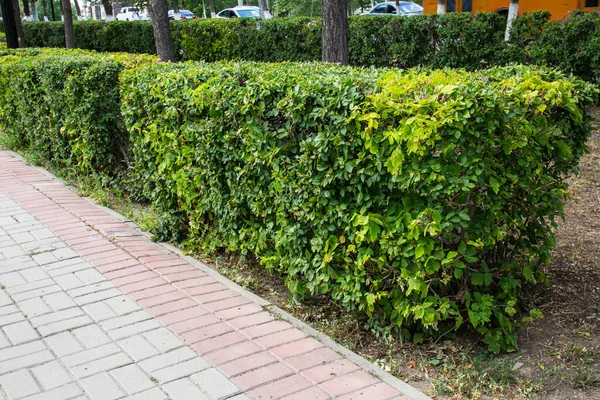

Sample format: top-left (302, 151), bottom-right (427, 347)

top-left (423, 0), bottom-right (600, 19)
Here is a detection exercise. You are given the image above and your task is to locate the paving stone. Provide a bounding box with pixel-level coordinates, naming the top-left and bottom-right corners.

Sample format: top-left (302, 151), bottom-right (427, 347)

top-left (45, 331), bottom-right (85, 357)
top-left (70, 352), bottom-right (132, 379)
top-left (232, 362), bottom-right (294, 391)
top-left (0, 331), bottom-right (9, 349)
top-left (143, 328), bottom-right (183, 352)
top-left (74, 268), bottom-right (106, 285)
top-left (80, 372), bottom-right (126, 400)
top-left (0, 350), bottom-right (54, 375)
top-left (99, 310), bottom-right (151, 331)
top-left (43, 291), bottom-right (77, 311)
top-left (138, 347), bottom-right (198, 373)
top-left (110, 364), bottom-right (156, 394)
top-left (83, 301), bottom-right (118, 322)
top-left (3, 320), bottom-right (39, 344)
top-left (162, 378), bottom-right (211, 400)
top-left (107, 319), bottom-right (162, 340)
top-left (318, 370), bottom-right (380, 397)
top-left (0, 340), bottom-right (46, 363)
top-left (104, 295), bottom-right (140, 315)
top-left (336, 383), bottom-right (403, 400)
top-left (0, 369), bottom-right (41, 399)
top-left (246, 375), bottom-right (313, 400)
top-left (19, 297), bottom-right (52, 318)
top-left (190, 368), bottom-right (241, 399)
top-left (122, 388), bottom-right (168, 400)
top-left (0, 272), bottom-right (26, 287)
top-left (54, 273), bottom-right (85, 291)
top-left (118, 334), bottom-right (160, 362)
top-left (31, 251), bottom-right (59, 265)
top-left (73, 324), bottom-right (111, 348)
top-left (38, 315), bottom-right (93, 336)
top-left (19, 383), bottom-right (84, 400)
top-left (62, 343), bottom-right (121, 367)
top-left (31, 360), bottom-right (72, 390)
top-left (20, 267), bottom-right (50, 282)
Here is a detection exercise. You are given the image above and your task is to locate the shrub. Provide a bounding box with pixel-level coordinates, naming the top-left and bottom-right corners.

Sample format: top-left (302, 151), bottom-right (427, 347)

top-left (0, 49), bottom-right (157, 174)
top-left (14, 12), bottom-right (600, 86)
top-left (120, 60), bottom-right (596, 351)
top-left (511, 11), bottom-right (600, 85)
top-left (22, 21), bottom-right (156, 54)
top-left (0, 49), bottom-right (595, 351)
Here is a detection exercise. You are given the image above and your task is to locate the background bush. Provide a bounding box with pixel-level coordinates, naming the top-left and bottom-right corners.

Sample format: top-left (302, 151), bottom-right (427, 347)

top-left (0, 49), bottom-right (596, 351)
top-left (14, 11), bottom-right (600, 84)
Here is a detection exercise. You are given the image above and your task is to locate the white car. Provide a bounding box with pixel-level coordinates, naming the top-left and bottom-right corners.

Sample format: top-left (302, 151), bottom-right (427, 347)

top-left (216, 6), bottom-right (272, 19)
top-left (115, 7), bottom-right (147, 21)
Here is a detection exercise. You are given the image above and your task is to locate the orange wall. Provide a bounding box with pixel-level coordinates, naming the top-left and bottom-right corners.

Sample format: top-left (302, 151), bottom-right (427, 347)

top-left (423, 0), bottom-right (600, 19)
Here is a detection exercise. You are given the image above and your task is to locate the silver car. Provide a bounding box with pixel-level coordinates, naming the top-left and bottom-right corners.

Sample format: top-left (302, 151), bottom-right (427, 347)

top-left (362, 1), bottom-right (423, 16)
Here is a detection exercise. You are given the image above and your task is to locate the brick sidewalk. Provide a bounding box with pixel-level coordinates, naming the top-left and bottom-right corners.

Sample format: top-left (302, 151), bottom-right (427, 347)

top-left (0, 151), bottom-right (429, 400)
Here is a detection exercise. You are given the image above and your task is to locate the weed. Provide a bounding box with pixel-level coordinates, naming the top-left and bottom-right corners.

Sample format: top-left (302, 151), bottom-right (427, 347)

top-left (573, 364), bottom-right (600, 389)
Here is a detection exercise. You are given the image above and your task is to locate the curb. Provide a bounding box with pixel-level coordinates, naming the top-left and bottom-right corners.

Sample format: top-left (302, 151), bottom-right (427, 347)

top-left (8, 150), bottom-right (432, 400)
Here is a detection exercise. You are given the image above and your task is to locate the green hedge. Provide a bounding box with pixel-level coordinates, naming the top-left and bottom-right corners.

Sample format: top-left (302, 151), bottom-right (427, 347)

top-left (0, 50), bottom-right (596, 351)
top-left (22, 21), bottom-right (156, 54)
top-left (17, 12), bottom-right (600, 84)
top-left (120, 61), bottom-right (596, 351)
top-left (0, 49), bottom-right (157, 173)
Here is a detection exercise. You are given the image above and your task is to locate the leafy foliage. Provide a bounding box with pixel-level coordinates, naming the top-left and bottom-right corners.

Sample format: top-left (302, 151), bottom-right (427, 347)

top-left (0, 49), bottom-right (596, 351)
top-left (0, 49), bottom-right (157, 173)
top-left (120, 61), bottom-right (596, 352)
top-left (16, 11), bottom-right (600, 86)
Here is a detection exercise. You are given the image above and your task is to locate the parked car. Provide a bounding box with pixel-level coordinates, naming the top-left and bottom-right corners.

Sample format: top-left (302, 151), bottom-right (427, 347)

top-left (168, 9), bottom-right (197, 20)
top-left (362, 1), bottom-right (423, 15)
top-left (115, 7), bottom-right (147, 21)
top-left (216, 6), bottom-right (272, 19)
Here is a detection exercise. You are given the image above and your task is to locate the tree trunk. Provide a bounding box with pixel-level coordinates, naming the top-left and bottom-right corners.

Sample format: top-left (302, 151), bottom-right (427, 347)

top-left (1, 0), bottom-right (20, 48)
top-left (209, 0), bottom-right (216, 17)
top-left (322, 0), bottom-right (348, 64)
top-left (100, 0), bottom-right (111, 17)
top-left (149, 0), bottom-right (175, 62)
top-left (41, 0), bottom-right (47, 19)
top-left (395, 0), bottom-right (400, 15)
top-left (437, 0), bottom-right (445, 14)
top-left (23, 0), bottom-right (31, 16)
top-left (73, 0), bottom-right (80, 16)
top-left (62, 0), bottom-right (74, 48)
top-left (12, 0), bottom-right (27, 47)
top-left (31, 1), bottom-right (38, 20)
top-left (172, 0), bottom-right (179, 13)
top-left (505, 0), bottom-right (519, 41)
top-left (259, 0), bottom-right (267, 19)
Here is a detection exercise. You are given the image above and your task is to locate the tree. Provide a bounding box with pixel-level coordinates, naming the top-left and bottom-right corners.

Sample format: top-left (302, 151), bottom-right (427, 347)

top-left (101, 0), bottom-right (112, 18)
top-left (209, 0), bottom-right (215, 17)
top-left (1, 0), bottom-right (20, 48)
top-left (12, 0), bottom-right (27, 47)
top-left (172, 0), bottom-right (179, 12)
top-left (22, 0), bottom-right (31, 17)
top-left (322, 0), bottom-right (348, 64)
top-left (149, 0), bottom-right (175, 62)
top-left (505, 0), bottom-right (519, 41)
top-left (259, 0), bottom-right (268, 18)
top-left (62, 0), bottom-right (74, 48)
top-left (437, 0), bottom-right (445, 14)
top-left (73, 0), bottom-right (81, 17)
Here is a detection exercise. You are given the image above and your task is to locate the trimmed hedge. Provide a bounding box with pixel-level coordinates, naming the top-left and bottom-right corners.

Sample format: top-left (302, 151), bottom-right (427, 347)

top-left (16, 12), bottom-right (600, 84)
top-left (0, 50), bottom-right (596, 351)
top-left (120, 61), bottom-right (595, 352)
top-left (0, 49), bottom-right (157, 173)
